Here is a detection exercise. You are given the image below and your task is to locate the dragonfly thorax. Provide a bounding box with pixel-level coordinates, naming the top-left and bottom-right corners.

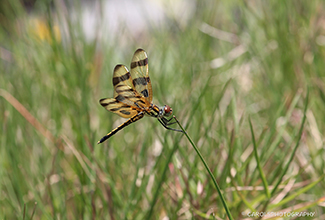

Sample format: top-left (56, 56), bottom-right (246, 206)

top-left (147, 104), bottom-right (173, 118)
top-left (157, 105), bottom-right (173, 118)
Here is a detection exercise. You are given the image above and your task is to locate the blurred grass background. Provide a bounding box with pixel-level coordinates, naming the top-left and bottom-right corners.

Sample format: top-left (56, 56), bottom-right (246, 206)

top-left (1, 0), bottom-right (325, 219)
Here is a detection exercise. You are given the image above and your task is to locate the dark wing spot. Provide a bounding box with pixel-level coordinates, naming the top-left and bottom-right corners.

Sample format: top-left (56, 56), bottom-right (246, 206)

top-left (111, 106), bottom-right (129, 112)
top-left (112, 71), bottom-right (131, 86)
top-left (116, 85), bottom-right (136, 93)
top-left (131, 58), bottom-right (148, 69)
top-left (117, 88), bottom-right (134, 93)
top-left (135, 48), bottom-right (144, 53)
top-left (99, 99), bottom-right (117, 107)
top-left (141, 89), bottom-right (149, 97)
top-left (120, 110), bottom-right (131, 115)
top-left (135, 100), bottom-right (146, 104)
top-left (100, 102), bottom-right (108, 107)
top-left (133, 77), bottom-right (149, 86)
top-left (115, 95), bottom-right (125, 102)
top-left (114, 65), bottom-right (124, 71)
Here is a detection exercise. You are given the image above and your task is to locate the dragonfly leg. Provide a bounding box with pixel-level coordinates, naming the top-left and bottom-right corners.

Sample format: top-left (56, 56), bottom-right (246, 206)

top-left (158, 118), bottom-right (184, 133)
top-left (161, 116), bottom-right (178, 125)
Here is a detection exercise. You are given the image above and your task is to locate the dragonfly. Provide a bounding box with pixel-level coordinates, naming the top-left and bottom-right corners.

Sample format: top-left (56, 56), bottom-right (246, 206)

top-left (98, 48), bottom-right (182, 144)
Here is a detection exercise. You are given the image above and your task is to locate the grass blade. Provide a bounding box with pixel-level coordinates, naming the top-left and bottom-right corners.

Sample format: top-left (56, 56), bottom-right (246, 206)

top-left (249, 116), bottom-right (271, 199)
top-left (271, 89), bottom-right (309, 196)
top-left (174, 116), bottom-right (234, 220)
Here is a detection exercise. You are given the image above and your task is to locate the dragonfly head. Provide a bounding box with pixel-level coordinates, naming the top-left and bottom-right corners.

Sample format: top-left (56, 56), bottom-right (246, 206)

top-left (162, 105), bottom-right (173, 117)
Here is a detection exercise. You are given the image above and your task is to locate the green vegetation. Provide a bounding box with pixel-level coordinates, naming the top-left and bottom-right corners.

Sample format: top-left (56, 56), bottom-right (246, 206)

top-left (1, 0), bottom-right (324, 219)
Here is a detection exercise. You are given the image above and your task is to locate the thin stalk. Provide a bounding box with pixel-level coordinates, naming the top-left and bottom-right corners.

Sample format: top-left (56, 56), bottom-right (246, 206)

top-left (249, 116), bottom-right (270, 199)
top-left (174, 116), bottom-right (233, 220)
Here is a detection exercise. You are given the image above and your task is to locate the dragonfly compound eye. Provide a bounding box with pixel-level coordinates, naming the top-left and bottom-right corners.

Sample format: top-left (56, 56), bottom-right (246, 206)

top-left (164, 105), bottom-right (172, 115)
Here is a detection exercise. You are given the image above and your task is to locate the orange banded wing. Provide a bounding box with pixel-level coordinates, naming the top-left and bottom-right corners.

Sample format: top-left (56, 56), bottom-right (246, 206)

top-left (111, 63), bottom-right (151, 109)
top-left (115, 85), bottom-right (150, 109)
top-left (99, 98), bottom-right (139, 118)
top-left (112, 65), bottom-right (134, 98)
top-left (130, 49), bottom-right (153, 103)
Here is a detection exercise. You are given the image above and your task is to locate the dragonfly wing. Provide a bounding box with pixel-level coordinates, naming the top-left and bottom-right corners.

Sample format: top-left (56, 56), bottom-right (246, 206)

top-left (115, 84), bottom-right (150, 109)
top-left (112, 64), bottom-right (134, 98)
top-left (99, 98), bottom-right (139, 118)
top-left (111, 63), bottom-right (150, 109)
top-left (130, 48), bottom-right (153, 103)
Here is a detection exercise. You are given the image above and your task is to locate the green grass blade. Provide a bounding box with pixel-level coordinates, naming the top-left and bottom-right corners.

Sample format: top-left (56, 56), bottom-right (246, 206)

top-left (271, 89), bottom-right (309, 196)
top-left (174, 116), bottom-right (234, 220)
top-left (249, 116), bottom-right (271, 199)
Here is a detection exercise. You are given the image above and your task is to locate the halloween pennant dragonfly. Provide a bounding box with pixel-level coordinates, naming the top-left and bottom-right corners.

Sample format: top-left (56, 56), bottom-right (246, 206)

top-left (98, 48), bottom-right (182, 144)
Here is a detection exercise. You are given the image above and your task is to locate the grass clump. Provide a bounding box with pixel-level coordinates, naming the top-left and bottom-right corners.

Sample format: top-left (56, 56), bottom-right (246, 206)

top-left (0, 0), bottom-right (324, 219)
